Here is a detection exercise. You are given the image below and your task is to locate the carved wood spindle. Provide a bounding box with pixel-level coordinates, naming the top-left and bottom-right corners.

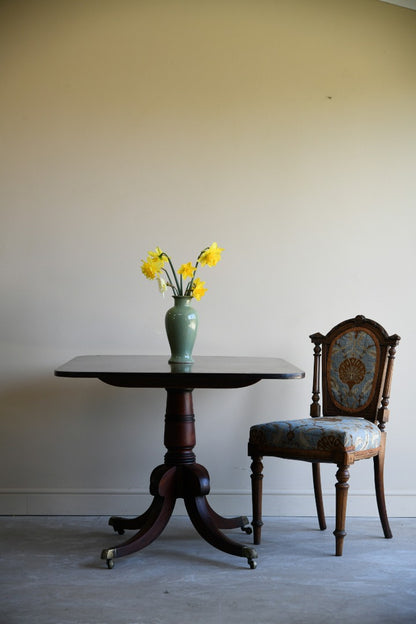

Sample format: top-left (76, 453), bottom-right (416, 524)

top-left (310, 336), bottom-right (322, 418)
top-left (378, 336), bottom-right (400, 431)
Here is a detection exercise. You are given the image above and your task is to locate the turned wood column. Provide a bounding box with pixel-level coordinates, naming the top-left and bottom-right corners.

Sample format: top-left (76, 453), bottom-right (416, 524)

top-left (163, 388), bottom-right (196, 466)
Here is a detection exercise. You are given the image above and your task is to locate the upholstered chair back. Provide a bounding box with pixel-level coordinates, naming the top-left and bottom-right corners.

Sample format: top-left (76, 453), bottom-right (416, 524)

top-left (310, 316), bottom-right (400, 428)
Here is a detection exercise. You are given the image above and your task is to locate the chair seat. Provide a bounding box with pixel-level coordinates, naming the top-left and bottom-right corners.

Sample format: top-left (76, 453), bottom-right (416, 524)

top-left (249, 417), bottom-right (381, 453)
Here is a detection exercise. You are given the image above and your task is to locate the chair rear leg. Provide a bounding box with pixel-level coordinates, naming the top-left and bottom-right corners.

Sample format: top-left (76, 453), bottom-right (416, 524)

top-left (374, 439), bottom-right (392, 539)
top-left (334, 464), bottom-right (350, 556)
top-left (250, 455), bottom-right (264, 545)
top-left (312, 462), bottom-right (326, 530)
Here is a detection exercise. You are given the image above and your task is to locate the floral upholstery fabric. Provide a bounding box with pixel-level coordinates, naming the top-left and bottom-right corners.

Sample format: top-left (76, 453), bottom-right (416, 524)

top-left (249, 417), bottom-right (381, 452)
top-left (328, 329), bottom-right (379, 412)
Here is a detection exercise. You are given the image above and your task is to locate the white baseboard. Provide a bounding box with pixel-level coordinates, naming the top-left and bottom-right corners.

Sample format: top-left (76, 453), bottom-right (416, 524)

top-left (1, 489), bottom-right (415, 517)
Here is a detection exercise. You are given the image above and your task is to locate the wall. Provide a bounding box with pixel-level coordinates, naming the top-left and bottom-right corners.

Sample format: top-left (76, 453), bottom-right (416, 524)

top-left (1, 0), bottom-right (415, 518)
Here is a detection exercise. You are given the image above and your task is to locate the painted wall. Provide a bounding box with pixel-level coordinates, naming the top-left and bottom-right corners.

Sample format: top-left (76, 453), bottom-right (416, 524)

top-left (1, 0), bottom-right (415, 518)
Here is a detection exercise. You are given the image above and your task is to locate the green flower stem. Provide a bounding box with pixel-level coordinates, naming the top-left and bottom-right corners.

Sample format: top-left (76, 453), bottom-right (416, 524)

top-left (161, 253), bottom-right (182, 295)
top-left (162, 268), bottom-right (178, 295)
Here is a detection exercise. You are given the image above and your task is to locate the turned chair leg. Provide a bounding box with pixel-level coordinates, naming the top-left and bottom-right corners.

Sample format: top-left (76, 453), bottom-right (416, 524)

top-left (250, 455), bottom-right (264, 545)
top-left (374, 440), bottom-right (392, 539)
top-left (334, 464), bottom-right (350, 556)
top-left (312, 462), bottom-right (326, 531)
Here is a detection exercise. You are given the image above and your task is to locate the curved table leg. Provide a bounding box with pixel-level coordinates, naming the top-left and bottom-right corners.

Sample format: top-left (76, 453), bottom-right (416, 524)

top-left (107, 464), bottom-right (174, 535)
top-left (108, 498), bottom-right (160, 535)
top-left (204, 500), bottom-right (252, 535)
top-left (183, 464), bottom-right (257, 568)
top-left (184, 495), bottom-right (257, 568)
top-left (101, 466), bottom-right (176, 568)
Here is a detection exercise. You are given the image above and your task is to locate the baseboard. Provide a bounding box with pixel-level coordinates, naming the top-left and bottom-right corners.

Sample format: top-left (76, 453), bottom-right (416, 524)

top-left (0, 489), bottom-right (415, 517)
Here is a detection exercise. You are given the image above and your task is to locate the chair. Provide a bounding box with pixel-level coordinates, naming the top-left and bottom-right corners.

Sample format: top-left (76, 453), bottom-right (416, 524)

top-left (248, 315), bottom-right (400, 556)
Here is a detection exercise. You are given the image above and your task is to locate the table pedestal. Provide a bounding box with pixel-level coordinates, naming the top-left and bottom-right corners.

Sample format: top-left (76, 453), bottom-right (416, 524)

top-left (101, 388), bottom-right (257, 569)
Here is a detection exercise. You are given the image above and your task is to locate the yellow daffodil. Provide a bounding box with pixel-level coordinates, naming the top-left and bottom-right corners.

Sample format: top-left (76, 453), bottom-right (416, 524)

top-left (141, 247), bottom-right (166, 280)
top-left (148, 247), bottom-right (165, 262)
top-left (192, 278), bottom-right (207, 301)
top-left (178, 262), bottom-right (196, 280)
top-left (141, 259), bottom-right (158, 280)
top-left (199, 242), bottom-right (224, 267)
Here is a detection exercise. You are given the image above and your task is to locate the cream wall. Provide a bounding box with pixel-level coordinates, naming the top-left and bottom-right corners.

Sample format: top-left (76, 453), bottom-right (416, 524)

top-left (1, 0), bottom-right (415, 518)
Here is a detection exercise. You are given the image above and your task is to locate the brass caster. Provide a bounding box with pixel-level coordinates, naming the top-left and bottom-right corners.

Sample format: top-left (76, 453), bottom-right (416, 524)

top-left (240, 516), bottom-right (253, 535)
top-left (242, 545), bottom-right (258, 570)
top-left (101, 548), bottom-right (116, 569)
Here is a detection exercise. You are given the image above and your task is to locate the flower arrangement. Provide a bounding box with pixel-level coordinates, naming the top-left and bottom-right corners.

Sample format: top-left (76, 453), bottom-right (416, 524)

top-left (141, 242), bottom-right (223, 300)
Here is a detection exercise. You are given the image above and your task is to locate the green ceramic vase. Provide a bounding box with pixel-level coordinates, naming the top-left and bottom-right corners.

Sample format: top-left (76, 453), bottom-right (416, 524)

top-left (165, 296), bottom-right (198, 364)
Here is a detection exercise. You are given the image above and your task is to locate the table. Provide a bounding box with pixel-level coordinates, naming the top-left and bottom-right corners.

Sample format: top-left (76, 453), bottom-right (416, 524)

top-left (55, 355), bottom-right (304, 569)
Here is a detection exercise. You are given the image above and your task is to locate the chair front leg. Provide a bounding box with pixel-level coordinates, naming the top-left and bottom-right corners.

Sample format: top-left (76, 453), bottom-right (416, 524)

top-left (334, 464), bottom-right (350, 556)
top-left (250, 455), bottom-right (264, 545)
top-left (312, 463), bottom-right (326, 530)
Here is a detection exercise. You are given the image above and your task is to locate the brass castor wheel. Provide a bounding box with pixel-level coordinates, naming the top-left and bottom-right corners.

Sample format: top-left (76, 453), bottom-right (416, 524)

top-left (242, 545), bottom-right (258, 570)
top-left (241, 525), bottom-right (252, 535)
top-left (101, 548), bottom-right (116, 569)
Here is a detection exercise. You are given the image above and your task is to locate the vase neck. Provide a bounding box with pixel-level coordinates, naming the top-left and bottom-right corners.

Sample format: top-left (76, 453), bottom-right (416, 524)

top-left (173, 295), bottom-right (193, 306)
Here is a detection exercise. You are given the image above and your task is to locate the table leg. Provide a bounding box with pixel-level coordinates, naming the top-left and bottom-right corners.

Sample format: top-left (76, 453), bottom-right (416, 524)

top-left (182, 463), bottom-right (257, 568)
top-left (108, 501), bottom-right (158, 535)
top-left (101, 466), bottom-right (176, 568)
top-left (185, 496), bottom-right (257, 568)
top-left (108, 465), bottom-right (177, 535)
top-left (205, 500), bottom-right (252, 534)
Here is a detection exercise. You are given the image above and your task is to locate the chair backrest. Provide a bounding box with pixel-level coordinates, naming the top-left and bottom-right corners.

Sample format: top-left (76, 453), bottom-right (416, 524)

top-left (310, 316), bottom-right (400, 428)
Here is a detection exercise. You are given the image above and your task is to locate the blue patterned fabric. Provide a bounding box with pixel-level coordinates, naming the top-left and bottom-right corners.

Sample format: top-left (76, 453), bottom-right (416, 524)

top-left (328, 329), bottom-right (378, 412)
top-left (249, 417), bottom-right (381, 452)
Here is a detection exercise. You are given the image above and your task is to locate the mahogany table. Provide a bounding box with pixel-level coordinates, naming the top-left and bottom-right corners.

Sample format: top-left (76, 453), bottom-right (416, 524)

top-left (55, 355), bottom-right (304, 569)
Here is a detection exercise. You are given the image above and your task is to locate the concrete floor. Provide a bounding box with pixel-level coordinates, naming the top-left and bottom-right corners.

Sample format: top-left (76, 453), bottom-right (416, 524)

top-left (0, 515), bottom-right (415, 624)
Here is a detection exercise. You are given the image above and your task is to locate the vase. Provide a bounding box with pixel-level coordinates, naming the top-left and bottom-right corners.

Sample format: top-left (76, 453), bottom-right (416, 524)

top-left (165, 296), bottom-right (198, 364)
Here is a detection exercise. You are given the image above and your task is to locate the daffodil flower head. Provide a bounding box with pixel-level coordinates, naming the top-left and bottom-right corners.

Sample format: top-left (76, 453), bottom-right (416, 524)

top-left (178, 262), bottom-right (196, 280)
top-left (199, 242), bottom-right (224, 267)
top-left (141, 246), bottom-right (166, 280)
top-left (192, 278), bottom-right (207, 301)
top-left (141, 259), bottom-right (158, 280)
top-left (148, 246), bottom-right (164, 261)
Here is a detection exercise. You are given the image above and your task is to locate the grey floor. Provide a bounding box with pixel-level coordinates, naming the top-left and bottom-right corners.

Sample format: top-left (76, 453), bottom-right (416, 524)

top-left (0, 516), bottom-right (415, 624)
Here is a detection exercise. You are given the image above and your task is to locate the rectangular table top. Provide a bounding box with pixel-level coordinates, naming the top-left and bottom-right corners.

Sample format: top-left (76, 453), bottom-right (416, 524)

top-left (55, 355), bottom-right (305, 389)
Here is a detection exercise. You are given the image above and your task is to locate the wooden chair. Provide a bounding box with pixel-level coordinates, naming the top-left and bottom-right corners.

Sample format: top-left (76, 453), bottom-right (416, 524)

top-left (248, 315), bottom-right (400, 556)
